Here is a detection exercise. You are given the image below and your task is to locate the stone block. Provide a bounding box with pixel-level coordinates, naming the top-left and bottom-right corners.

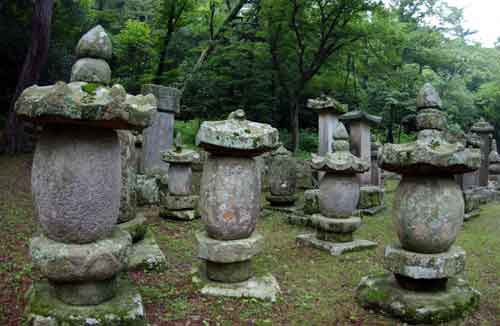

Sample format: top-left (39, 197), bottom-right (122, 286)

top-left (358, 186), bottom-right (384, 209)
top-left (31, 229), bottom-right (131, 283)
top-left (118, 213), bottom-right (148, 243)
top-left (136, 174), bottom-right (159, 205)
top-left (197, 232), bottom-right (263, 264)
top-left (266, 194), bottom-right (297, 206)
top-left (128, 230), bottom-right (167, 272)
top-left (50, 277), bottom-right (117, 306)
top-left (160, 209), bottom-right (198, 221)
top-left (200, 274), bottom-right (280, 302)
top-left (384, 245), bottom-right (466, 279)
top-left (309, 214), bottom-right (361, 233)
top-left (160, 193), bottom-right (198, 210)
top-left (71, 58), bottom-right (111, 84)
top-left (206, 260), bottom-right (253, 283)
top-left (296, 233), bottom-right (377, 256)
top-left (303, 189), bottom-right (320, 215)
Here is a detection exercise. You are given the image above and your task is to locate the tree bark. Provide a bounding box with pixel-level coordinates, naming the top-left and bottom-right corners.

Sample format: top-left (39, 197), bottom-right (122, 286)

top-left (5, 0), bottom-right (54, 153)
top-left (290, 96), bottom-right (301, 153)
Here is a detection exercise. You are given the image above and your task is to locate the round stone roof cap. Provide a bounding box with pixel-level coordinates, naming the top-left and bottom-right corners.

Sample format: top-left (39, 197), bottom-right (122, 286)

top-left (471, 118), bottom-right (494, 134)
top-left (162, 133), bottom-right (200, 163)
top-left (271, 145), bottom-right (292, 157)
top-left (15, 81), bottom-right (156, 130)
top-left (75, 25), bottom-right (112, 60)
top-left (307, 95), bottom-right (348, 114)
top-left (196, 110), bottom-right (279, 156)
top-left (340, 110), bottom-right (382, 126)
top-left (417, 83), bottom-right (442, 110)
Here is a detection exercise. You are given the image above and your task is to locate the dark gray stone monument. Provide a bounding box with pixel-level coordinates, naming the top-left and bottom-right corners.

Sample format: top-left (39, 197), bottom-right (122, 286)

top-left (266, 145), bottom-right (298, 209)
top-left (471, 119), bottom-right (494, 187)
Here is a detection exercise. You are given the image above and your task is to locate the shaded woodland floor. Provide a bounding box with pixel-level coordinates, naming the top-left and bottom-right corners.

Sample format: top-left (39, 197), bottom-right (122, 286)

top-left (0, 154), bottom-right (499, 325)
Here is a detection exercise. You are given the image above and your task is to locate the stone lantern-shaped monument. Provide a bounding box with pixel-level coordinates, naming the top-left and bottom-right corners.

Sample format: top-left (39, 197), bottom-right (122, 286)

top-left (160, 133), bottom-right (200, 220)
top-left (195, 110), bottom-right (280, 301)
top-left (17, 26), bottom-right (155, 324)
top-left (356, 84), bottom-right (481, 324)
top-left (266, 145), bottom-right (298, 209)
top-left (471, 118), bottom-right (494, 187)
top-left (297, 123), bottom-right (376, 255)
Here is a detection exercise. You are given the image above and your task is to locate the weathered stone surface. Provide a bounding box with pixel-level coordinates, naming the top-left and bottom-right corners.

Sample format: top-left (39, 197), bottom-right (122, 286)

top-left (197, 232), bottom-right (263, 263)
top-left (70, 58), bottom-right (111, 84)
top-left (358, 186), bottom-right (384, 209)
top-left (50, 277), bottom-right (118, 306)
top-left (141, 111), bottom-right (175, 175)
top-left (117, 130), bottom-right (138, 223)
top-left (206, 260), bottom-right (252, 283)
top-left (416, 83), bottom-right (442, 109)
top-left (356, 274), bottom-right (480, 324)
top-left (304, 189), bottom-right (320, 215)
top-left (340, 110), bottom-right (382, 126)
top-left (394, 176), bottom-right (464, 254)
top-left (319, 174), bottom-right (360, 218)
top-left (160, 193), bottom-right (198, 210)
top-left (31, 229), bottom-right (131, 283)
top-left (384, 245), bottom-right (466, 279)
top-left (266, 194), bottom-right (297, 206)
top-left (269, 146), bottom-right (297, 196)
top-left (136, 174), bottom-right (159, 205)
top-left (160, 209), bottom-right (198, 221)
top-left (200, 274), bottom-right (280, 302)
top-left (307, 95), bottom-right (348, 114)
top-left (311, 146), bottom-right (369, 174)
top-left (167, 164), bottom-right (192, 195)
top-left (142, 84), bottom-right (181, 114)
top-left (196, 110), bottom-right (279, 156)
top-left (471, 118), bottom-right (494, 134)
top-left (296, 234), bottom-right (377, 256)
top-left (33, 126), bottom-right (121, 244)
top-left (128, 230), bottom-right (167, 272)
top-left (118, 214), bottom-right (148, 243)
top-left (200, 156), bottom-right (261, 240)
top-left (75, 25), bottom-right (112, 60)
top-left (26, 277), bottom-right (147, 325)
top-left (309, 215), bottom-right (361, 233)
top-left (416, 108), bottom-right (446, 130)
top-left (16, 82), bottom-right (156, 130)
top-left (162, 133), bottom-right (200, 164)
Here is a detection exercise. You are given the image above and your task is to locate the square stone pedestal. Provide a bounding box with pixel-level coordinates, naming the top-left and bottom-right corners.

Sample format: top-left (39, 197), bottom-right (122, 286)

top-left (358, 186), bottom-right (385, 216)
top-left (160, 194), bottom-right (199, 221)
top-left (296, 233), bottom-right (377, 256)
top-left (128, 230), bottom-right (167, 272)
top-left (26, 277), bottom-right (147, 326)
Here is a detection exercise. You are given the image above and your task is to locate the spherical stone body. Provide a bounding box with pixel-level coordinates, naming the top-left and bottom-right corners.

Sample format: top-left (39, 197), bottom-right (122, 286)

top-left (269, 155), bottom-right (297, 196)
top-left (200, 156), bottom-right (260, 240)
top-left (319, 173), bottom-right (360, 218)
top-left (394, 176), bottom-right (464, 254)
top-left (168, 164), bottom-right (192, 195)
top-left (33, 126), bottom-right (121, 244)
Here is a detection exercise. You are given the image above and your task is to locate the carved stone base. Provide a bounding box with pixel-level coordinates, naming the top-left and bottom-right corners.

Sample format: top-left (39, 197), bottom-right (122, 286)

top-left (296, 233), bottom-right (377, 256)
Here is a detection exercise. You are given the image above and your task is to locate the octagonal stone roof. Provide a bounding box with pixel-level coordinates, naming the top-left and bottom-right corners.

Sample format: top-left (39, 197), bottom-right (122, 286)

top-left (306, 95), bottom-right (348, 115)
top-left (340, 110), bottom-right (382, 126)
top-left (162, 133), bottom-right (200, 164)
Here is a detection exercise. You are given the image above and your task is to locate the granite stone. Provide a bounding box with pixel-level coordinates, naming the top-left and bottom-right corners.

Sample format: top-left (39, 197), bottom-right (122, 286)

top-left (197, 232), bottom-right (263, 263)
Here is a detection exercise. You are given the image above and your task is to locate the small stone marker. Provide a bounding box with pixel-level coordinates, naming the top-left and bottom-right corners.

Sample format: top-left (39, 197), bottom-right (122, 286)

top-left (160, 133), bottom-right (200, 220)
top-left (297, 122), bottom-right (376, 255)
top-left (17, 26), bottom-right (155, 325)
top-left (266, 145), bottom-right (298, 208)
top-left (356, 84), bottom-right (481, 324)
top-left (489, 139), bottom-right (500, 189)
top-left (195, 109), bottom-right (280, 301)
top-left (471, 118), bottom-right (494, 187)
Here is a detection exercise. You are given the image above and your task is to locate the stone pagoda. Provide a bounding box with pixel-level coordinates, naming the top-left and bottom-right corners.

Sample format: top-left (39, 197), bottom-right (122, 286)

top-left (489, 140), bottom-right (500, 189)
top-left (471, 118), bottom-right (494, 187)
top-left (297, 122), bottom-right (376, 256)
top-left (160, 133), bottom-right (200, 221)
top-left (17, 26), bottom-right (155, 324)
top-left (356, 84), bottom-right (481, 324)
top-left (265, 145), bottom-right (298, 210)
top-left (195, 109), bottom-right (280, 301)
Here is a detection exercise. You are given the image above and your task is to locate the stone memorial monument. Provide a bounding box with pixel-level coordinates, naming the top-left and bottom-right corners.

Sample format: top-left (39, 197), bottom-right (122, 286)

top-left (195, 109), bottom-right (280, 301)
top-left (489, 140), bottom-right (500, 190)
top-left (356, 84), bottom-right (481, 324)
top-left (297, 123), bottom-right (377, 255)
top-left (160, 133), bottom-right (200, 221)
top-left (471, 118), bottom-right (494, 187)
top-left (265, 145), bottom-right (298, 210)
top-left (17, 25), bottom-right (155, 325)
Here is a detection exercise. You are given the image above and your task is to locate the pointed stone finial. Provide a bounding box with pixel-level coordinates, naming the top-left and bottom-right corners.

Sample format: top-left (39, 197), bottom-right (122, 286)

top-left (417, 83), bottom-right (442, 110)
top-left (334, 122), bottom-right (349, 140)
top-left (75, 25), bottom-right (113, 60)
top-left (333, 122), bottom-right (350, 152)
top-left (175, 133), bottom-right (183, 152)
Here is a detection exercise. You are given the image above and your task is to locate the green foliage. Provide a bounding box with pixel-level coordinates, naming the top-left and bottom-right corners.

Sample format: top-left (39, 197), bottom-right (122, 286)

top-left (279, 129), bottom-right (318, 154)
top-left (174, 119), bottom-right (201, 148)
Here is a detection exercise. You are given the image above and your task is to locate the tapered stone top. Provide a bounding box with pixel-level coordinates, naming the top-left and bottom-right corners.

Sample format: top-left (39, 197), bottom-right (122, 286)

top-left (340, 110), bottom-right (382, 126)
top-left (307, 95), bottom-right (348, 114)
top-left (379, 84), bottom-right (480, 176)
top-left (196, 109), bottom-right (279, 156)
top-left (271, 145), bottom-right (292, 157)
top-left (311, 123), bottom-right (369, 174)
top-left (162, 133), bottom-right (200, 163)
top-left (471, 118), bottom-right (494, 134)
top-left (75, 25), bottom-right (113, 60)
top-left (416, 83), bottom-right (442, 110)
top-left (15, 82), bottom-right (156, 130)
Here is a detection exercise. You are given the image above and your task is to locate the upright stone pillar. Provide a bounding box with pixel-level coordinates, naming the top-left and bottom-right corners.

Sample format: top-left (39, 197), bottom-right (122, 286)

top-left (488, 140), bottom-right (500, 190)
top-left (141, 84), bottom-right (181, 176)
top-left (356, 84), bottom-right (481, 324)
top-left (297, 123), bottom-right (376, 255)
top-left (266, 145), bottom-right (298, 209)
top-left (471, 119), bottom-right (494, 187)
top-left (160, 133), bottom-right (200, 221)
top-left (195, 110), bottom-right (280, 301)
top-left (462, 131), bottom-right (481, 189)
top-left (17, 26), bottom-right (155, 325)
top-left (370, 135), bottom-right (382, 187)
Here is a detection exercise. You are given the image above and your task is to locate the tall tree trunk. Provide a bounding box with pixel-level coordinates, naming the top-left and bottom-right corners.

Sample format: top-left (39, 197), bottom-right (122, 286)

top-left (5, 0), bottom-right (54, 153)
top-left (290, 97), bottom-right (300, 153)
top-left (154, 22), bottom-right (175, 84)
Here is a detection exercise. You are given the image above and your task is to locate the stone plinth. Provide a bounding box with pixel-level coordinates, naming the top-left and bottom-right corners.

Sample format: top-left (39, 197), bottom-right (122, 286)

top-left (298, 122), bottom-right (374, 255)
top-left (356, 83), bottom-right (481, 323)
top-left (141, 84), bottom-right (181, 176)
top-left (196, 110), bottom-right (279, 299)
top-left (16, 26), bottom-right (152, 321)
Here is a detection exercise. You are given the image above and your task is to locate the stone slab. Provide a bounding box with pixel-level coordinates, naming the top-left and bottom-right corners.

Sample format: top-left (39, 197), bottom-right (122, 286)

top-left (384, 245), bottom-right (466, 279)
top-left (160, 193), bottom-right (198, 210)
top-left (309, 214), bottom-right (361, 233)
top-left (26, 277), bottom-right (147, 326)
top-left (296, 233), bottom-right (377, 256)
top-left (160, 209), bottom-right (198, 221)
top-left (266, 194), bottom-right (297, 206)
top-left (356, 274), bottom-right (480, 324)
top-left (197, 232), bottom-right (263, 263)
top-left (128, 230), bottom-right (167, 272)
top-left (118, 213), bottom-right (148, 243)
top-left (200, 274), bottom-right (280, 302)
top-left (136, 174), bottom-right (159, 206)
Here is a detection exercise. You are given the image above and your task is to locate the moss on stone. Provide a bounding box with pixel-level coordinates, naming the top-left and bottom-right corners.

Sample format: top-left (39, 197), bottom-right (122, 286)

top-left (81, 82), bottom-right (101, 95)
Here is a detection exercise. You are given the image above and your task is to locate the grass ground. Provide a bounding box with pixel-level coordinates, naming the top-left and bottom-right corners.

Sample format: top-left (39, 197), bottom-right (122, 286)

top-left (0, 154), bottom-right (499, 325)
